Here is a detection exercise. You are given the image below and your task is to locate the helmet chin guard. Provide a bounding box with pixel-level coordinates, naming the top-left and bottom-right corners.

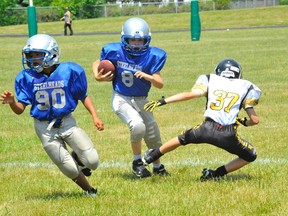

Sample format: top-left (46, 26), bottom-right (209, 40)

top-left (121, 17), bottom-right (151, 56)
top-left (22, 34), bottom-right (60, 73)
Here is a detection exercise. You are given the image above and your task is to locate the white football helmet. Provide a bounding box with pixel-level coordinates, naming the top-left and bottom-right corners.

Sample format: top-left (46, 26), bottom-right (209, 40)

top-left (121, 17), bottom-right (151, 56)
top-left (22, 34), bottom-right (60, 73)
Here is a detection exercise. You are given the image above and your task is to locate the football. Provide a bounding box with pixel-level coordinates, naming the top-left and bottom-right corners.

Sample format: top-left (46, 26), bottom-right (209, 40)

top-left (98, 60), bottom-right (115, 75)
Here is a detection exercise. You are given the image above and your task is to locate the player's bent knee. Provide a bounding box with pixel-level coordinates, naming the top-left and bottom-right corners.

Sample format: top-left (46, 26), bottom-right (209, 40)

top-left (242, 151), bottom-right (257, 162)
top-left (86, 155), bottom-right (99, 170)
top-left (81, 148), bottom-right (99, 170)
top-left (249, 153), bottom-right (257, 162)
top-left (130, 121), bottom-right (146, 142)
top-left (249, 148), bottom-right (257, 162)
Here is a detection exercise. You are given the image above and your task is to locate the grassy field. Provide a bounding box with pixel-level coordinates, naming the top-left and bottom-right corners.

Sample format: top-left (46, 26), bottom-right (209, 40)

top-left (1, 6), bottom-right (288, 216)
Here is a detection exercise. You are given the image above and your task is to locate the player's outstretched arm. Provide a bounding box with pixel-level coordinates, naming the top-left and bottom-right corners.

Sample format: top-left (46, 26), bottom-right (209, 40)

top-left (82, 96), bottom-right (104, 131)
top-left (144, 91), bottom-right (202, 112)
top-left (1, 90), bottom-right (26, 114)
top-left (164, 91), bottom-right (202, 104)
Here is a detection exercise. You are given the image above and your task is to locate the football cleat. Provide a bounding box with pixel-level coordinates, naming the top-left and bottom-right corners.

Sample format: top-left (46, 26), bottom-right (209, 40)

top-left (84, 188), bottom-right (97, 198)
top-left (132, 159), bottom-right (151, 178)
top-left (153, 164), bottom-right (170, 176)
top-left (71, 151), bottom-right (92, 177)
top-left (200, 168), bottom-right (221, 181)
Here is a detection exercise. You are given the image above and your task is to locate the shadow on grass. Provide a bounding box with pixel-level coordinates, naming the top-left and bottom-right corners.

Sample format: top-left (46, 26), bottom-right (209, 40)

top-left (26, 191), bottom-right (84, 200)
top-left (200, 173), bottom-right (253, 183)
top-left (225, 173), bottom-right (253, 181)
top-left (118, 171), bottom-right (172, 181)
top-left (115, 170), bottom-right (252, 182)
top-left (119, 172), bottom-right (147, 180)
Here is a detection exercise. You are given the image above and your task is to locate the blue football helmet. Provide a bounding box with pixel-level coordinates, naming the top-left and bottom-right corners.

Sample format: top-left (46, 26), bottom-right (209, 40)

top-left (22, 34), bottom-right (60, 73)
top-left (215, 59), bottom-right (242, 79)
top-left (121, 17), bottom-right (151, 56)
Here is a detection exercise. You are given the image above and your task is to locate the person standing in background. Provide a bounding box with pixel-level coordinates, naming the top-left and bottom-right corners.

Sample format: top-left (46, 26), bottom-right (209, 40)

top-left (60, 7), bottom-right (73, 36)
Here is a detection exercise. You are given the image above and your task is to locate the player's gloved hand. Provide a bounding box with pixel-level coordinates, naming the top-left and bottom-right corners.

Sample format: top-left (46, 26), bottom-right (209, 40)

top-left (236, 117), bottom-right (248, 127)
top-left (144, 97), bottom-right (166, 112)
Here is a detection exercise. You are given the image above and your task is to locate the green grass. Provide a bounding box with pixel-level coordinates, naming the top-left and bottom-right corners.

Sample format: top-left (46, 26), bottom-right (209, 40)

top-left (1, 6), bottom-right (288, 216)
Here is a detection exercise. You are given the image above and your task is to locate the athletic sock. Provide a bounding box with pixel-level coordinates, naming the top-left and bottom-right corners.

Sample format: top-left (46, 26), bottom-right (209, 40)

top-left (133, 154), bottom-right (142, 161)
top-left (215, 165), bottom-right (228, 177)
top-left (153, 163), bottom-right (161, 169)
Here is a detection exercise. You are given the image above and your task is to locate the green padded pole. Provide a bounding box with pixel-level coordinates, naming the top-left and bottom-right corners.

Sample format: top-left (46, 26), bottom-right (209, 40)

top-left (190, 0), bottom-right (201, 41)
top-left (28, 6), bottom-right (38, 37)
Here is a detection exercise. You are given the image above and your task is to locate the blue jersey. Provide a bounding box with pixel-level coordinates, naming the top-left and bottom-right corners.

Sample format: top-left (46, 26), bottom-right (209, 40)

top-left (15, 62), bottom-right (88, 121)
top-left (100, 42), bottom-right (167, 97)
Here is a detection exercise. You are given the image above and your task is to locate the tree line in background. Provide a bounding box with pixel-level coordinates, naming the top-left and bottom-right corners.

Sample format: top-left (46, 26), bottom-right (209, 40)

top-left (0, 0), bottom-right (167, 26)
top-left (0, 0), bottom-right (102, 26)
top-left (1, 0), bottom-right (287, 26)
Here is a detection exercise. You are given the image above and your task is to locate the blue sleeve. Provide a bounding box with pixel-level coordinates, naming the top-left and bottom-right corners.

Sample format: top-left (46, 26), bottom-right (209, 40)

top-left (100, 46), bottom-right (108, 60)
top-left (69, 63), bottom-right (88, 101)
top-left (149, 47), bottom-right (167, 74)
top-left (15, 70), bottom-right (33, 105)
top-left (100, 43), bottom-right (123, 61)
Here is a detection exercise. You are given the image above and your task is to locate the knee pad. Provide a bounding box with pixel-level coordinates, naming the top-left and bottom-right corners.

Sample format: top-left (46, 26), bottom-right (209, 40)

top-left (241, 148), bottom-right (257, 162)
top-left (130, 121), bottom-right (146, 143)
top-left (80, 148), bottom-right (99, 170)
top-left (247, 150), bottom-right (257, 162)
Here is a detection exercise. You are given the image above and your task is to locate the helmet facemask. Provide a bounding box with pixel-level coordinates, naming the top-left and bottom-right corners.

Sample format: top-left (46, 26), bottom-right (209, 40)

top-left (22, 50), bottom-right (57, 73)
top-left (22, 34), bottom-right (60, 73)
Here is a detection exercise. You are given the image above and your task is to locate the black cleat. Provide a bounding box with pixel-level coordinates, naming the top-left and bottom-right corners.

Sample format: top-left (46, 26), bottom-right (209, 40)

top-left (153, 164), bottom-right (170, 176)
top-left (84, 187), bottom-right (97, 197)
top-left (200, 168), bottom-right (221, 181)
top-left (132, 159), bottom-right (151, 178)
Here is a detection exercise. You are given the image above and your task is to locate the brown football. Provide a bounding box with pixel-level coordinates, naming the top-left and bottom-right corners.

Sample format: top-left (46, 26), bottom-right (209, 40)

top-left (98, 60), bottom-right (115, 75)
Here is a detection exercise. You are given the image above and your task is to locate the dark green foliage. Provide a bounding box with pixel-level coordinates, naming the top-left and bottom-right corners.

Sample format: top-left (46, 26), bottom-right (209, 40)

top-left (215, 0), bottom-right (231, 10)
top-left (0, 0), bottom-right (18, 26)
top-left (279, 0), bottom-right (288, 4)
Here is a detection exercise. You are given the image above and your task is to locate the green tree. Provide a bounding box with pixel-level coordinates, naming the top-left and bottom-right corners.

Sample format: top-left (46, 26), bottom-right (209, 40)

top-left (16, 0), bottom-right (54, 6)
top-left (51, 0), bottom-right (104, 19)
top-left (33, 0), bottom-right (54, 6)
top-left (0, 0), bottom-right (23, 26)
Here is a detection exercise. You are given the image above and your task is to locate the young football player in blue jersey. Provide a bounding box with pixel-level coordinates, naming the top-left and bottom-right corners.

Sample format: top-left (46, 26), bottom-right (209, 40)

top-left (142, 59), bottom-right (262, 181)
top-left (92, 17), bottom-right (169, 178)
top-left (1, 34), bottom-right (104, 197)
